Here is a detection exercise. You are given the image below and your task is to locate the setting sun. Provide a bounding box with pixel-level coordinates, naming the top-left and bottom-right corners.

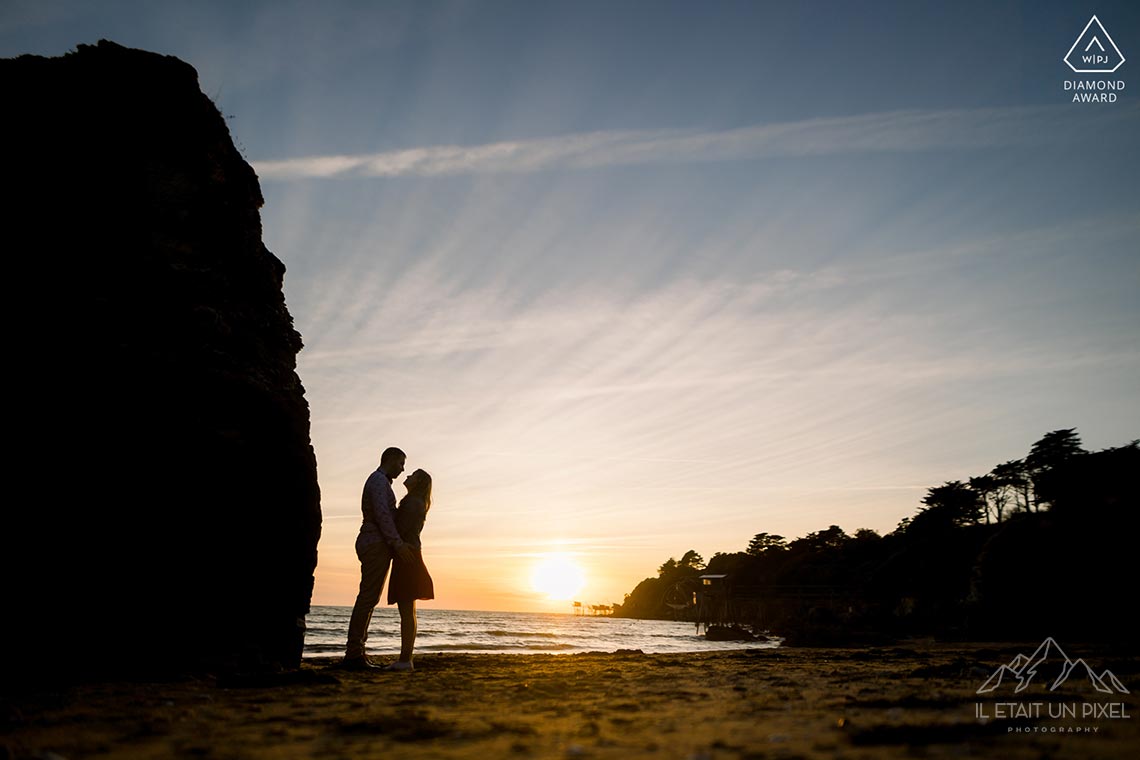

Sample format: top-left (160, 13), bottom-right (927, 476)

top-left (530, 554), bottom-right (586, 601)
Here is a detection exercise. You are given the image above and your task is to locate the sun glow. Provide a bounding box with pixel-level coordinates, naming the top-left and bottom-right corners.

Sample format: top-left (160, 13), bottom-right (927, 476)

top-left (530, 554), bottom-right (586, 601)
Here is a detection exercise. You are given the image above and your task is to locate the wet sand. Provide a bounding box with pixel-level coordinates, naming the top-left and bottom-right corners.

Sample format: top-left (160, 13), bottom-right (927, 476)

top-left (4, 643), bottom-right (1137, 759)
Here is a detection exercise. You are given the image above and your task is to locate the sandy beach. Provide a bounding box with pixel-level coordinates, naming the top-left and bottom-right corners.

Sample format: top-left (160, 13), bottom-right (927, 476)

top-left (5, 643), bottom-right (1137, 759)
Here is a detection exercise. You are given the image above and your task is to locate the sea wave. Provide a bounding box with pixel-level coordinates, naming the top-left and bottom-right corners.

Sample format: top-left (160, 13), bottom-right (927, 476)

top-left (484, 630), bottom-right (560, 638)
top-left (419, 642), bottom-right (578, 652)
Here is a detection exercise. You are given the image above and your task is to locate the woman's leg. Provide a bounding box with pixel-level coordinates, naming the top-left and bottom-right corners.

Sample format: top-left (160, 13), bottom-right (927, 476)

top-left (397, 600), bottom-right (417, 662)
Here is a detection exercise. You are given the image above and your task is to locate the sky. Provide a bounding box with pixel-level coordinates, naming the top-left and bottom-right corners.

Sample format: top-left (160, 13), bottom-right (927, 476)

top-left (3, 1), bottom-right (1138, 612)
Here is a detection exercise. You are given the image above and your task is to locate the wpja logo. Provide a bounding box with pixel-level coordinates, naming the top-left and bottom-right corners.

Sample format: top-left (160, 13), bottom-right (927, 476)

top-left (1064, 15), bottom-right (1125, 73)
top-left (1062, 15), bottom-right (1126, 103)
top-left (974, 638), bottom-right (1132, 734)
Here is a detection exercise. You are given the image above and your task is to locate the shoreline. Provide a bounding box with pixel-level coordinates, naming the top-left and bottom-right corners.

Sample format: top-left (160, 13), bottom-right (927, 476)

top-left (301, 607), bottom-right (781, 657)
top-left (301, 640), bottom-right (780, 658)
top-left (5, 644), bottom-right (1137, 759)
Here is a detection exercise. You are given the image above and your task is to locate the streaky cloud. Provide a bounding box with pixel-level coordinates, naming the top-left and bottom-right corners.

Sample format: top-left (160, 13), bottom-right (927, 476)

top-left (252, 105), bottom-right (1137, 180)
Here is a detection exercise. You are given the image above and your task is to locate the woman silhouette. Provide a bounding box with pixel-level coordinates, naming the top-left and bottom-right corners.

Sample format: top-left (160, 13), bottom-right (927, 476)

top-left (385, 468), bottom-right (435, 671)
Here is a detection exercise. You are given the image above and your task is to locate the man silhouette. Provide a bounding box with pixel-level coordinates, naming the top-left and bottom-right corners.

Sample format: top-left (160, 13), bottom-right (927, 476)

top-left (342, 446), bottom-right (415, 669)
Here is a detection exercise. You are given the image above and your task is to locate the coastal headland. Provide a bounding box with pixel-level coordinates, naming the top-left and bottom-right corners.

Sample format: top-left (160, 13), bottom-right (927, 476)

top-left (5, 644), bottom-right (1137, 759)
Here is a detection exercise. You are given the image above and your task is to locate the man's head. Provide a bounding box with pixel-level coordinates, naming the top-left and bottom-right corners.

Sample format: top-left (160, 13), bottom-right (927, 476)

top-left (380, 447), bottom-right (407, 479)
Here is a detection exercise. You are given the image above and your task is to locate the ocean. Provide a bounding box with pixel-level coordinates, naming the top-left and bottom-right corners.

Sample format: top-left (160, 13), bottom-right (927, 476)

top-left (304, 606), bottom-right (779, 657)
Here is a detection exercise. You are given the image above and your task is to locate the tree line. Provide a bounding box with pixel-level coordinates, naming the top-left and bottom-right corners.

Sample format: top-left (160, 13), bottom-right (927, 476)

top-left (612, 429), bottom-right (1138, 644)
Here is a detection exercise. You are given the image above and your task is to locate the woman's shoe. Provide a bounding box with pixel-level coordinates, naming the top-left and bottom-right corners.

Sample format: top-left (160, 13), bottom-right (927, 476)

top-left (383, 660), bottom-right (414, 672)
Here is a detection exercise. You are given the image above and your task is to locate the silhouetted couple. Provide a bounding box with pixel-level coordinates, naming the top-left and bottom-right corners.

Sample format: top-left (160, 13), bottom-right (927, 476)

top-left (342, 447), bottom-right (434, 671)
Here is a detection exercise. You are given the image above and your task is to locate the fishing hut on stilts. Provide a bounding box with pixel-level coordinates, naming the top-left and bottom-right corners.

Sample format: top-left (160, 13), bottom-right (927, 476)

top-left (664, 574), bottom-right (855, 641)
top-left (572, 601), bottom-right (614, 617)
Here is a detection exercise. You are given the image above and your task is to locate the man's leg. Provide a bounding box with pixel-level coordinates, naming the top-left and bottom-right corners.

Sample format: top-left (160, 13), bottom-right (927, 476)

top-left (345, 542), bottom-right (392, 660)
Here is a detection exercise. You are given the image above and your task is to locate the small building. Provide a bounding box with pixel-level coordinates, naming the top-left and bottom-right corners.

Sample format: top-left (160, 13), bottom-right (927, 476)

top-left (695, 574), bottom-right (728, 601)
top-left (694, 574), bottom-right (731, 630)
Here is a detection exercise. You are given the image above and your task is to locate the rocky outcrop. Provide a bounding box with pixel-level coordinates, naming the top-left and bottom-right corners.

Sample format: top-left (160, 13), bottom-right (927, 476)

top-left (3, 41), bottom-right (321, 676)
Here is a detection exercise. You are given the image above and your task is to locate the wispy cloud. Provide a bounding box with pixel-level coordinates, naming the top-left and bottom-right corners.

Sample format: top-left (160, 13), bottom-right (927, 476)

top-left (294, 205), bottom-right (1140, 569)
top-left (260, 98), bottom-right (1139, 608)
top-left (253, 105), bottom-right (1130, 180)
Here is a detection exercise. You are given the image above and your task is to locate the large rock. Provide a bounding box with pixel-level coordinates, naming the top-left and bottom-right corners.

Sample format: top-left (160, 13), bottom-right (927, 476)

top-left (3, 41), bottom-right (321, 676)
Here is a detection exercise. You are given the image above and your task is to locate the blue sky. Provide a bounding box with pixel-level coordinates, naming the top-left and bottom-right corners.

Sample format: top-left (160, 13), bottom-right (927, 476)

top-left (4, 1), bottom-right (1138, 610)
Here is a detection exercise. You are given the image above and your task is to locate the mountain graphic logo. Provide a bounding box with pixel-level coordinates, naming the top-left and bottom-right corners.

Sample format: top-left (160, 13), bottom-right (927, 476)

top-left (977, 637), bottom-right (1131, 695)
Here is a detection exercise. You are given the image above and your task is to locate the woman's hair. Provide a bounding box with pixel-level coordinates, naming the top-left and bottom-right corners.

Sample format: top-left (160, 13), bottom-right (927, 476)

top-left (407, 469), bottom-right (433, 513)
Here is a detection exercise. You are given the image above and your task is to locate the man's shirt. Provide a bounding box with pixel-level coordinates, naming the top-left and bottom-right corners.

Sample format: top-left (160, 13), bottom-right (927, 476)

top-left (357, 467), bottom-right (404, 550)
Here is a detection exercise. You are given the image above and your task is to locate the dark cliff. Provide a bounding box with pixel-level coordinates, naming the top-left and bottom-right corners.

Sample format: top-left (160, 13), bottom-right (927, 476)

top-left (3, 41), bottom-right (321, 676)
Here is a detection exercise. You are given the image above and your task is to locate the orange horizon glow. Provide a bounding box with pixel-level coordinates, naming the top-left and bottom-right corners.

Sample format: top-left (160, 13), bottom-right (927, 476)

top-left (309, 533), bottom-right (632, 614)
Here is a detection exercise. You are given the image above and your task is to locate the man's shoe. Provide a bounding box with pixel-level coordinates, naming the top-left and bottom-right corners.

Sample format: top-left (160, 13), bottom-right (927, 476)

top-left (339, 656), bottom-right (380, 670)
top-left (383, 660), bottom-right (414, 672)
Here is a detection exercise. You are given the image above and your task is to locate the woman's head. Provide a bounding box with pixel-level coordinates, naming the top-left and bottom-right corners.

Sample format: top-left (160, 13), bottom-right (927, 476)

top-left (404, 469), bottom-right (433, 510)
